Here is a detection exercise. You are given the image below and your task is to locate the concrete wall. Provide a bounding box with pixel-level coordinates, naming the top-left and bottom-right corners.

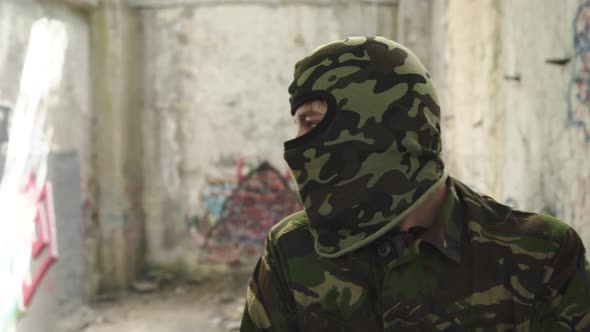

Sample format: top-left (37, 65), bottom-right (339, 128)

top-left (0, 0), bottom-right (90, 331)
top-left (0, 1), bottom-right (92, 170)
top-left (0, 0), bottom-right (92, 216)
top-left (397, 0), bottom-right (448, 125)
top-left (137, 0), bottom-right (399, 271)
top-left (443, 0), bottom-right (504, 195)
top-left (7, 0), bottom-right (589, 315)
top-left (16, 152), bottom-right (85, 332)
top-left (442, 0), bottom-right (590, 246)
top-left (88, 0), bottom-right (144, 292)
top-left (0, 0), bottom-right (144, 306)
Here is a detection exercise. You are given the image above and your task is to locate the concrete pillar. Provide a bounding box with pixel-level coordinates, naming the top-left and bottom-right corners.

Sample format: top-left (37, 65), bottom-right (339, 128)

top-left (89, 0), bottom-right (143, 291)
top-left (444, 0), bottom-right (504, 195)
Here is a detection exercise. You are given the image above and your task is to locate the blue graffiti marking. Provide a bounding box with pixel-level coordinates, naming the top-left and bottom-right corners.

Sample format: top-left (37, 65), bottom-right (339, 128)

top-left (568, 0), bottom-right (590, 142)
top-left (200, 181), bottom-right (237, 221)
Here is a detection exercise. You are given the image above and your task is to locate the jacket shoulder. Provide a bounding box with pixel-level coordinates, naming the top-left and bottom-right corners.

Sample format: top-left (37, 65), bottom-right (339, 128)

top-left (269, 210), bottom-right (310, 245)
top-left (454, 179), bottom-right (571, 246)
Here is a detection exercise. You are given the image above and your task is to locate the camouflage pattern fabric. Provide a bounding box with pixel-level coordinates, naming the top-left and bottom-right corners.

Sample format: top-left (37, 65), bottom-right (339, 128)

top-left (283, 37), bottom-right (446, 258)
top-left (241, 36), bottom-right (590, 330)
top-left (241, 178), bottom-right (590, 331)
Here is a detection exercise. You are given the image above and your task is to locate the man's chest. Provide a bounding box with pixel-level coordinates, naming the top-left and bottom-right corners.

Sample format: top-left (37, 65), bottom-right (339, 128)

top-left (285, 245), bottom-right (540, 331)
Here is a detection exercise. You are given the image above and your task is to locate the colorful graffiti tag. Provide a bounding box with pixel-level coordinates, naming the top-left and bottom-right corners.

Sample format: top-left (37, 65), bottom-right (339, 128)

top-left (569, 0), bottom-right (590, 142)
top-left (0, 18), bottom-right (66, 332)
top-left (189, 161), bottom-right (301, 263)
top-left (20, 174), bottom-right (58, 308)
top-left (0, 173), bottom-right (57, 332)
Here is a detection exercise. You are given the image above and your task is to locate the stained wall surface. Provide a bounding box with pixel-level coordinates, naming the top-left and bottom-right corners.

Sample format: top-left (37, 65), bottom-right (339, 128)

top-left (0, 0), bottom-right (90, 330)
top-left (0, 0), bottom-right (92, 178)
top-left (138, 1), bottom-right (399, 270)
top-left (442, 0), bottom-right (590, 246)
top-left (4, 0), bottom-right (590, 310)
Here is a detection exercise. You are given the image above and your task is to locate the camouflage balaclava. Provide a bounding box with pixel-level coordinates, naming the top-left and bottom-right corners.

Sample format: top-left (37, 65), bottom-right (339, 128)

top-left (283, 37), bottom-right (447, 258)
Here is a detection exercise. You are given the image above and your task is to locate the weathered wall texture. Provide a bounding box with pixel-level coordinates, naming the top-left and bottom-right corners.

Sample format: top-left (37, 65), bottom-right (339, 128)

top-left (7, 0), bottom-right (589, 309)
top-left (443, 0), bottom-right (590, 246)
top-left (397, 0), bottom-right (448, 127)
top-left (0, 0), bottom-right (90, 330)
top-left (0, 0), bottom-right (91, 170)
top-left (138, 1), bottom-right (398, 271)
top-left (88, 0), bottom-right (144, 292)
top-left (16, 152), bottom-right (85, 332)
top-left (444, 0), bottom-right (504, 195)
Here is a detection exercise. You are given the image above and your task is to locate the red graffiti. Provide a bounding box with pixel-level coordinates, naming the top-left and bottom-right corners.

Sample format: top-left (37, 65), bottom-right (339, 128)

top-left (203, 162), bottom-right (301, 262)
top-left (20, 173), bottom-right (57, 308)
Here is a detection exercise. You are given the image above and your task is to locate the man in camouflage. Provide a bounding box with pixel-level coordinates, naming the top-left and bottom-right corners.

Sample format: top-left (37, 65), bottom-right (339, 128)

top-left (240, 37), bottom-right (590, 331)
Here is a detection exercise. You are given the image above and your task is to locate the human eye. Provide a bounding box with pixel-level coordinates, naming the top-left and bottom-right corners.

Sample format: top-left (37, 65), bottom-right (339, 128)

top-left (293, 113), bottom-right (307, 126)
top-left (306, 112), bottom-right (323, 127)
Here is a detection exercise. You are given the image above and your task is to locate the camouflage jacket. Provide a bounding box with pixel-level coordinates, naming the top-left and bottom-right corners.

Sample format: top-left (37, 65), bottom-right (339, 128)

top-left (241, 178), bottom-right (590, 331)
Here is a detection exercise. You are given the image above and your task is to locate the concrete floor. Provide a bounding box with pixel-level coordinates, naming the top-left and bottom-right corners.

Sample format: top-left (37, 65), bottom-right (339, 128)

top-left (66, 275), bottom-right (248, 332)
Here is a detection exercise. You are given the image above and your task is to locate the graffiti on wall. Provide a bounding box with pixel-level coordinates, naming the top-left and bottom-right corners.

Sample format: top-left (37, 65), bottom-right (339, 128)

top-left (0, 173), bottom-right (57, 332)
top-left (20, 174), bottom-right (58, 308)
top-left (0, 150), bottom-right (58, 329)
top-left (0, 18), bottom-right (67, 332)
top-left (568, 1), bottom-right (590, 249)
top-left (188, 159), bottom-right (301, 263)
top-left (569, 0), bottom-right (590, 142)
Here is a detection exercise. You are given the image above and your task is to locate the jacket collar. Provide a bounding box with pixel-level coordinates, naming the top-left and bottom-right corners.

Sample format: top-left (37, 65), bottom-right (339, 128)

top-left (420, 177), bottom-right (463, 264)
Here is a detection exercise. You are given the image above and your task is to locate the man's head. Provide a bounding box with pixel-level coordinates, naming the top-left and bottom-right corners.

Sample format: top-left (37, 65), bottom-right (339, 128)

top-left (284, 37), bottom-right (446, 258)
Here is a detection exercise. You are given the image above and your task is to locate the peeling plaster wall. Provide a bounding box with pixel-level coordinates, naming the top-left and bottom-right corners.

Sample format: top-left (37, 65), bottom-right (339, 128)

top-left (443, 0), bottom-right (590, 246)
top-left (139, 2), bottom-right (398, 270)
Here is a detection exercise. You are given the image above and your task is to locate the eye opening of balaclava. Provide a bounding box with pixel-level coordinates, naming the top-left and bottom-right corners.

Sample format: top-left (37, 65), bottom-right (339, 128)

top-left (284, 36), bottom-right (447, 259)
top-left (284, 91), bottom-right (338, 149)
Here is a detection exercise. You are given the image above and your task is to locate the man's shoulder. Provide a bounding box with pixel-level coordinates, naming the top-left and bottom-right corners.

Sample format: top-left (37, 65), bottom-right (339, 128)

top-left (455, 180), bottom-right (572, 251)
top-left (268, 210), bottom-right (311, 246)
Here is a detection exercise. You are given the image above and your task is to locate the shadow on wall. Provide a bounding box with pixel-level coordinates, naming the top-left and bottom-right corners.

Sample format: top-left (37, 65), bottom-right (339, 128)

top-left (187, 162), bottom-right (301, 264)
